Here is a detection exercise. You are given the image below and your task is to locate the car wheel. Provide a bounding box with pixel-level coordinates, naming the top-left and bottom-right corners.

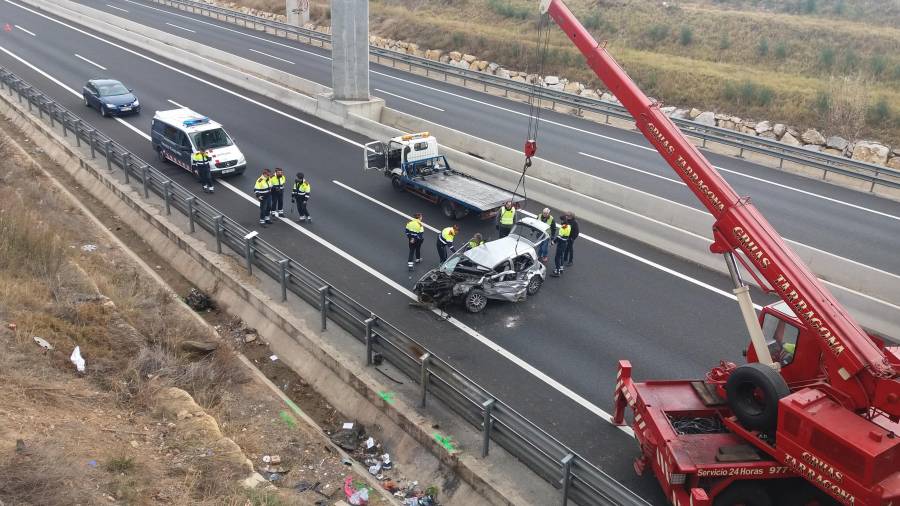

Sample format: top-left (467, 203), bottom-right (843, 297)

top-left (100, 105), bottom-right (109, 118)
top-left (82, 94), bottom-right (89, 107)
top-left (156, 147), bottom-right (168, 164)
top-left (464, 289), bottom-right (488, 313)
top-left (526, 275), bottom-right (543, 296)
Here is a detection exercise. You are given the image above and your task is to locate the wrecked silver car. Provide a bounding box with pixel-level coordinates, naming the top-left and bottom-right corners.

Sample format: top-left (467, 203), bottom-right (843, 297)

top-left (414, 218), bottom-right (549, 313)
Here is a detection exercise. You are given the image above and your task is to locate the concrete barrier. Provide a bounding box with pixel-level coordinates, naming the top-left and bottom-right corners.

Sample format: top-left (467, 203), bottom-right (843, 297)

top-left (25, 0), bottom-right (900, 339)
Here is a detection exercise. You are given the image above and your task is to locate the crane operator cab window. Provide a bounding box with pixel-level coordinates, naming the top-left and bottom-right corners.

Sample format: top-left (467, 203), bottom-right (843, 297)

top-left (763, 313), bottom-right (799, 366)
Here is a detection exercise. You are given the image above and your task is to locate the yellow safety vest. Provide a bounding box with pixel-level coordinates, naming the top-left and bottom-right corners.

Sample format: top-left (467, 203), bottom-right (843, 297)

top-left (269, 174), bottom-right (285, 189)
top-left (468, 239), bottom-right (484, 249)
top-left (499, 207), bottom-right (516, 226)
top-left (294, 181), bottom-right (311, 194)
top-left (441, 227), bottom-right (456, 243)
top-left (558, 225), bottom-right (571, 238)
top-left (406, 219), bottom-right (424, 233)
top-left (254, 176), bottom-right (271, 191)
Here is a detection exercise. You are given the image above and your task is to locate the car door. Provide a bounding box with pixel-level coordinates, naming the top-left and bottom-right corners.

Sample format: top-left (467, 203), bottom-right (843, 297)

top-left (84, 83), bottom-right (98, 107)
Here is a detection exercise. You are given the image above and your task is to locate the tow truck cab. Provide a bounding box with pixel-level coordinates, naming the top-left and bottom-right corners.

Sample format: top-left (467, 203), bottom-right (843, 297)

top-left (366, 132), bottom-right (446, 183)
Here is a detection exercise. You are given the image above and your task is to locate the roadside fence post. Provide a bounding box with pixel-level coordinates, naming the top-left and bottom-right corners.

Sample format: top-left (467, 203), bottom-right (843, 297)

top-left (481, 398), bottom-right (495, 457)
top-left (318, 285), bottom-right (329, 331)
top-left (123, 153), bottom-right (131, 183)
top-left (560, 453), bottom-right (574, 506)
top-left (364, 316), bottom-right (376, 365)
top-left (37, 96), bottom-right (43, 119)
top-left (279, 259), bottom-right (288, 302)
top-left (141, 165), bottom-right (150, 198)
top-left (163, 181), bottom-right (172, 214)
top-left (214, 215), bottom-right (224, 253)
top-left (187, 197), bottom-right (196, 233)
top-left (106, 140), bottom-right (113, 171)
top-left (244, 234), bottom-right (255, 273)
top-left (74, 120), bottom-right (81, 147)
top-left (420, 353), bottom-right (431, 408)
top-left (89, 130), bottom-right (95, 158)
top-left (61, 112), bottom-right (67, 137)
top-left (25, 88), bottom-right (32, 112)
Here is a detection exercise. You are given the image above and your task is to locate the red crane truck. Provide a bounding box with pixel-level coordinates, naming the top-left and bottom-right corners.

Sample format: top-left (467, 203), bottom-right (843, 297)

top-left (538, 1), bottom-right (900, 504)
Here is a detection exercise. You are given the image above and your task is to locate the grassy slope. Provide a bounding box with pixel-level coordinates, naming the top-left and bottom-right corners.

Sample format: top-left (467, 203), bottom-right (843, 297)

top-left (241, 0), bottom-right (900, 144)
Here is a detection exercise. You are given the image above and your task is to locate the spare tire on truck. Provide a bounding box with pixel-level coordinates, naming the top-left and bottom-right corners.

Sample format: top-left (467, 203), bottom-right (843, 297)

top-left (725, 363), bottom-right (790, 434)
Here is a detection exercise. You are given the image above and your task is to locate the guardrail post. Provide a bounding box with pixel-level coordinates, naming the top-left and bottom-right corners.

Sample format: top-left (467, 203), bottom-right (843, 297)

top-left (279, 259), bottom-right (288, 302)
top-left (738, 146), bottom-right (744, 158)
top-left (481, 398), bottom-right (495, 457)
top-left (420, 353), bottom-right (431, 407)
top-left (74, 120), bottom-right (81, 147)
top-left (214, 215), bottom-right (224, 253)
top-left (88, 130), bottom-right (95, 158)
top-left (123, 153), bottom-right (131, 183)
top-left (364, 316), bottom-right (376, 365)
top-left (141, 165), bottom-right (150, 198)
top-left (25, 89), bottom-right (32, 112)
top-left (163, 181), bottom-right (172, 214)
top-left (61, 112), bottom-right (67, 137)
top-left (244, 235), bottom-right (255, 273)
top-left (560, 453), bottom-right (574, 506)
top-left (37, 96), bottom-right (43, 119)
top-left (318, 285), bottom-right (329, 331)
top-left (186, 197), bottom-right (196, 233)
top-left (48, 104), bottom-right (55, 127)
top-left (106, 140), bottom-right (113, 170)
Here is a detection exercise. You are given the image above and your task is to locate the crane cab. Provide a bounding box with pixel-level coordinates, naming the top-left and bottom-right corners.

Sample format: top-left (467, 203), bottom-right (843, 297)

top-left (745, 301), bottom-right (822, 385)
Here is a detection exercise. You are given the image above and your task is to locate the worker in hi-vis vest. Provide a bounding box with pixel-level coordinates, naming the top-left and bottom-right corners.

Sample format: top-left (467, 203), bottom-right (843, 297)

top-left (496, 201), bottom-right (516, 238)
top-left (405, 213), bottom-right (425, 270)
top-left (254, 168), bottom-right (272, 226)
top-left (436, 224), bottom-right (459, 263)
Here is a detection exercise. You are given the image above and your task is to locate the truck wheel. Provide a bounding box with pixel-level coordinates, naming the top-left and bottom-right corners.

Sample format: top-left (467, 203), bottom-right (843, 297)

top-left (526, 275), bottom-right (543, 296)
top-left (725, 363), bottom-right (789, 434)
top-left (714, 481), bottom-right (772, 506)
top-left (391, 176), bottom-right (404, 192)
top-left (771, 479), bottom-right (837, 506)
top-left (440, 199), bottom-right (456, 219)
top-left (464, 289), bottom-right (488, 313)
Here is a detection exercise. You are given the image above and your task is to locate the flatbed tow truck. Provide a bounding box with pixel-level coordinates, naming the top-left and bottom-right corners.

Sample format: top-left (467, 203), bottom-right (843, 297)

top-left (537, 1), bottom-right (900, 504)
top-left (364, 132), bottom-right (523, 219)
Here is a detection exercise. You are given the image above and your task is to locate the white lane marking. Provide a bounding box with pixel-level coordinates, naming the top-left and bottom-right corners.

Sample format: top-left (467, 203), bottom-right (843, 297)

top-left (167, 99), bottom-right (186, 108)
top-left (580, 151), bottom-right (685, 186)
top-left (215, 178), bottom-right (633, 438)
top-left (371, 70), bottom-right (900, 222)
top-left (247, 48), bottom-right (294, 65)
top-left (332, 180), bottom-right (440, 233)
top-left (374, 88), bottom-right (444, 112)
top-left (332, 177), bottom-right (756, 309)
top-left (5, 0), bottom-right (364, 149)
top-left (74, 53), bottom-right (107, 70)
top-left (14, 24), bottom-right (35, 36)
top-left (105, 3), bottom-right (129, 12)
top-left (121, 0), bottom-right (330, 60)
top-left (119, 0), bottom-right (900, 224)
top-left (165, 22), bottom-right (195, 33)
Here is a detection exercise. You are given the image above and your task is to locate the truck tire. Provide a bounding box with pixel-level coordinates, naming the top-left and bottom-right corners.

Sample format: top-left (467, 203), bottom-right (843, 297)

top-left (391, 176), bottom-right (404, 192)
top-left (464, 289), bottom-right (488, 313)
top-left (725, 363), bottom-right (789, 434)
top-left (440, 199), bottom-right (456, 219)
top-left (714, 481), bottom-right (772, 506)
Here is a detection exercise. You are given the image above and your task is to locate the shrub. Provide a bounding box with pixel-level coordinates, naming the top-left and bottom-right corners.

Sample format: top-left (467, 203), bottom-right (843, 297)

top-left (869, 54), bottom-right (887, 78)
top-left (756, 38), bottom-right (769, 58)
top-left (867, 97), bottom-right (892, 125)
top-left (718, 34), bottom-right (731, 50)
top-left (774, 42), bottom-right (787, 60)
top-left (722, 80), bottom-right (775, 107)
top-left (842, 49), bottom-right (860, 73)
top-left (487, 0), bottom-right (530, 20)
top-left (679, 26), bottom-right (693, 46)
top-left (803, 0), bottom-right (817, 14)
top-left (819, 47), bottom-right (835, 69)
top-left (646, 24), bottom-right (670, 43)
top-left (583, 12), bottom-right (602, 30)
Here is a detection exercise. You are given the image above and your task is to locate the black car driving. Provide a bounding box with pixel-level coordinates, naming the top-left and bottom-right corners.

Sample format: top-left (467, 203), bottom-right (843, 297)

top-left (82, 79), bottom-right (140, 117)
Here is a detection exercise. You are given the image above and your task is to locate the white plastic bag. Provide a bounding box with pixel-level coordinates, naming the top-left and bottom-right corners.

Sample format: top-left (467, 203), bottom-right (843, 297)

top-left (70, 346), bottom-right (85, 372)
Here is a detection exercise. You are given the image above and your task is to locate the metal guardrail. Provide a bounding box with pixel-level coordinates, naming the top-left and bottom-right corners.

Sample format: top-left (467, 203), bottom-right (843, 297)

top-left (0, 67), bottom-right (649, 506)
top-left (151, 0), bottom-right (900, 192)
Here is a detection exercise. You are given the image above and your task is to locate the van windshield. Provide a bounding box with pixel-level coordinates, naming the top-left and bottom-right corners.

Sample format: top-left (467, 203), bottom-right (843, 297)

top-left (190, 128), bottom-right (233, 150)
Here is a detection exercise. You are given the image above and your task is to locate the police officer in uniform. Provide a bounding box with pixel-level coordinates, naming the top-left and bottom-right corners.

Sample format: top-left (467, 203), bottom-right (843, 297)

top-left (551, 219), bottom-right (572, 277)
top-left (192, 150), bottom-right (213, 193)
top-left (496, 201), bottom-right (516, 238)
top-left (269, 167), bottom-right (286, 218)
top-left (291, 173), bottom-right (311, 222)
top-left (437, 224), bottom-right (459, 263)
top-left (405, 213), bottom-right (425, 270)
top-left (254, 168), bottom-right (272, 226)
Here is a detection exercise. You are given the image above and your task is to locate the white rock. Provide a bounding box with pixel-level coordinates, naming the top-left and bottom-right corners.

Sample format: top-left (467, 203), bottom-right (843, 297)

top-left (694, 111), bottom-right (716, 126)
top-left (543, 76), bottom-right (560, 86)
top-left (496, 68), bottom-right (511, 79)
top-left (579, 89), bottom-right (600, 100)
top-left (825, 136), bottom-right (848, 151)
top-left (773, 123), bottom-right (787, 138)
top-left (887, 156), bottom-right (900, 170)
top-left (671, 108), bottom-right (689, 119)
top-left (754, 121), bottom-right (772, 134)
top-left (660, 106), bottom-right (676, 116)
top-left (688, 108), bottom-right (702, 119)
top-left (741, 126), bottom-right (758, 135)
top-left (781, 132), bottom-right (802, 147)
top-left (462, 54), bottom-right (477, 63)
top-left (487, 62), bottom-right (500, 73)
top-left (448, 51), bottom-right (462, 61)
top-left (439, 55), bottom-right (450, 64)
top-left (801, 129), bottom-right (826, 145)
top-left (802, 144), bottom-right (822, 152)
top-left (851, 141), bottom-right (890, 165)
top-left (822, 148), bottom-right (844, 157)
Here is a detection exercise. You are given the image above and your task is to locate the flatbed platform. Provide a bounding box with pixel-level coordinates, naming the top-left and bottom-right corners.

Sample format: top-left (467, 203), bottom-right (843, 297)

top-left (410, 171), bottom-right (523, 213)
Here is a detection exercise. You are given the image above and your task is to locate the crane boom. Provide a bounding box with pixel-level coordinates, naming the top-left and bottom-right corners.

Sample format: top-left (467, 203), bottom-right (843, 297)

top-left (539, 0), bottom-right (896, 405)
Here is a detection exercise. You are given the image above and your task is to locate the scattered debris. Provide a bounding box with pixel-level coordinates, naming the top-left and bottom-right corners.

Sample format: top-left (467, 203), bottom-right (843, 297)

top-left (80, 243), bottom-right (97, 252)
top-left (87, 459), bottom-right (98, 468)
top-left (269, 355), bottom-right (278, 362)
top-left (243, 332), bottom-right (257, 343)
top-left (344, 476), bottom-right (370, 506)
top-left (70, 346), bottom-right (85, 373)
top-left (329, 423), bottom-right (363, 451)
top-left (184, 288), bottom-right (214, 312)
top-left (377, 391), bottom-right (396, 405)
top-left (179, 340), bottom-right (219, 354)
top-left (7, 322), bottom-right (16, 331)
top-left (32, 336), bottom-right (53, 351)
top-left (262, 454), bottom-right (281, 464)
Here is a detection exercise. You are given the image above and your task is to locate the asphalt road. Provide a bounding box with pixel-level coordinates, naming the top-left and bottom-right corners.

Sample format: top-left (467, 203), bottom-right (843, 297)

top-left (67, 0), bottom-right (900, 279)
top-left (0, 1), bottom-right (880, 503)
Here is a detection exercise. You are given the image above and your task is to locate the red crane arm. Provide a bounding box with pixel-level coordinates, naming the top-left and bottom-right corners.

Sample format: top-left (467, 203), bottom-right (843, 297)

top-left (540, 0), bottom-right (894, 387)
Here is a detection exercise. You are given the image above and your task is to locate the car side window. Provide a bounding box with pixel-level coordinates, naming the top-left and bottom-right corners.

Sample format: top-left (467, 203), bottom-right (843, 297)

top-left (178, 131), bottom-right (193, 150)
top-left (162, 125), bottom-right (179, 143)
top-left (85, 84), bottom-right (95, 95)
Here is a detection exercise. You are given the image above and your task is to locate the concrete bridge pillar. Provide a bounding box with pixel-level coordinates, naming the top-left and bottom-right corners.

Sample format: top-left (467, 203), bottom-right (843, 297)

top-left (286, 0), bottom-right (309, 27)
top-left (330, 0), bottom-right (369, 101)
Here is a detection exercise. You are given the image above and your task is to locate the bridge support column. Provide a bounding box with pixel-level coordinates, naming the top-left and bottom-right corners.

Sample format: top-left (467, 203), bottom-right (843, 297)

top-left (331, 0), bottom-right (369, 101)
top-left (286, 0), bottom-right (309, 27)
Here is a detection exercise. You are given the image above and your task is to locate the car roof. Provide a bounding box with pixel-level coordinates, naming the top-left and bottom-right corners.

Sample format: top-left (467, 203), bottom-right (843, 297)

top-left (153, 108), bottom-right (223, 132)
top-left (88, 79), bottom-right (124, 86)
top-left (463, 236), bottom-right (535, 268)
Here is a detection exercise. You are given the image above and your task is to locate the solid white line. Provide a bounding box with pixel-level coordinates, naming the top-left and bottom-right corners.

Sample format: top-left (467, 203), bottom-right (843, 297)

top-left (332, 180), bottom-right (441, 233)
top-left (247, 48), bottom-right (294, 65)
top-left (120, 0), bottom-right (899, 224)
top-left (167, 99), bottom-right (186, 108)
top-left (374, 88), bottom-right (444, 112)
top-left (165, 22), bottom-right (195, 33)
top-left (215, 178), bottom-right (633, 437)
top-left (105, 3), bottom-right (129, 12)
top-left (4, 0), bottom-right (364, 149)
top-left (121, 0), bottom-right (331, 60)
top-left (14, 24), bottom-right (35, 36)
top-left (580, 151), bottom-right (685, 186)
top-left (74, 53), bottom-right (107, 70)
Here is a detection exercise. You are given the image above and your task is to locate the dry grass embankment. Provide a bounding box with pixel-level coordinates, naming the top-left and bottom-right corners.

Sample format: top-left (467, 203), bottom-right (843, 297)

top-left (234, 0), bottom-right (900, 143)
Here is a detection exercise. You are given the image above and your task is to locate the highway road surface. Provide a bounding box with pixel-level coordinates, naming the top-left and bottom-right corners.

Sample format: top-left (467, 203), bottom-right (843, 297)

top-left (1, 0), bottom-right (897, 502)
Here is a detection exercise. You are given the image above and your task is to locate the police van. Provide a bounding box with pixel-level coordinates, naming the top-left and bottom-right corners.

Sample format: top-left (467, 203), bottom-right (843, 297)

top-left (151, 108), bottom-right (246, 177)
